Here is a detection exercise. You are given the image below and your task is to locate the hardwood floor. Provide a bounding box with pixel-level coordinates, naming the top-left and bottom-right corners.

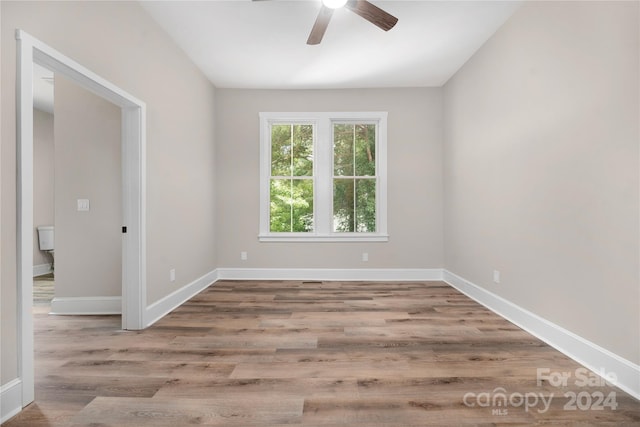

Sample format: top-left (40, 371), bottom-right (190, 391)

top-left (4, 280), bottom-right (639, 426)
top-left (33, 273), bottom-right (54, 306)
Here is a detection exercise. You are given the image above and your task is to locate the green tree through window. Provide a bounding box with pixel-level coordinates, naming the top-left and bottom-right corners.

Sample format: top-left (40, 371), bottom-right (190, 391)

top-left (269, 124), bottom-right (314, 232)
top-left (333, 124), bottom-right (376, 232)
top-left (260, 112), bottom-right (387, 242)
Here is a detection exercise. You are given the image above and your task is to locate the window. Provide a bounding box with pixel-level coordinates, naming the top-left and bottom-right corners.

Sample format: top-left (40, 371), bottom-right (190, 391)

top-left (260, 112), bottom-right (388, 242)
top-left (269, 123), bottom-right (314, 232)
top-left (333, 123), bottom-right (377, 233)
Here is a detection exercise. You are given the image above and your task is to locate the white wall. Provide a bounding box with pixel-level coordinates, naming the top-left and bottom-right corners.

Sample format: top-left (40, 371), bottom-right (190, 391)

top-left (1, 0), bottom-right (217, 385)
top-left (444, 1), bottom-right (639, 364)
top-left (215, 88), bottom-right (443, 270)
top-left (33, 108), bottom-right (54, 270)
top-left (53, 76), bottom-right (121, 298)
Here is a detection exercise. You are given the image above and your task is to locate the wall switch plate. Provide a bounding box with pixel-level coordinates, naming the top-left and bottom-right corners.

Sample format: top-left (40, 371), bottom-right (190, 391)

top-left (241, 251), bottom-right (248, 261)
top-left (170, 268), bottom-right (176, 282)
top-left (77, 199), bottom-right (90, 211)
top-left (362, 252), bottom-right (369, 262)
top-left (493, 270), bottom-right (501, 284)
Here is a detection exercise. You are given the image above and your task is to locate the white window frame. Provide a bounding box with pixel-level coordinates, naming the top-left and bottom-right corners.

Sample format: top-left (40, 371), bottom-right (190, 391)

top-left (259, 112), bottom-right (388, 242)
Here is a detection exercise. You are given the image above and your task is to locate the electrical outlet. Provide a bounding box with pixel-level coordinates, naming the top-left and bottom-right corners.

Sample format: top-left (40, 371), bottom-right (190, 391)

top-left (170, 268), bottom-right (176, 282)
top-left (241, 251), bottom-right (248, 261)
top-left (77, 199), bottom-right (90, 211)
top-left (362, 252), bottom-right (369, 262)
top-left (493, 270), bottom-right (500, 284)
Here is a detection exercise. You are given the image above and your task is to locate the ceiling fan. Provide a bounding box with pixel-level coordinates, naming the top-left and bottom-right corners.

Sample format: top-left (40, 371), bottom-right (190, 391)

top-left (307, 0), bottom-right (398, 45)
top-left (255, 0), bottom-right (398, 45)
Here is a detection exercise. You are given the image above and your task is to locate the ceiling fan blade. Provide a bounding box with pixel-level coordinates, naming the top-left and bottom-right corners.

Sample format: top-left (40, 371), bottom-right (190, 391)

top-left (345, 0), bottom-right (398, 32)
top-left (307, 6), bottom-right (334, 45)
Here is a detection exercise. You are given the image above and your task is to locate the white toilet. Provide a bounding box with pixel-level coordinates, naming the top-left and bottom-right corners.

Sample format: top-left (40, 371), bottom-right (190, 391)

top-left (37, 225), bottom-right (55, 270)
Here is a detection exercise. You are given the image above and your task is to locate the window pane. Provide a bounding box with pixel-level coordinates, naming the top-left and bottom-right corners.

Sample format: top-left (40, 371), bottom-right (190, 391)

top-left (292, 124), bottom-right (313, 176)
top-left (333, 179), bottom-right (376, 233)
top-left (270, 179), bottom-right (292, 232)
top-left (271, 125), bottom-right (291, 176)
top-left (270, 178), bottom-right (313, 232)
top-left (355, 179), bottom-right (376, 232)
top-left (333, 178), bottom-right (355, 232)
top-left (333, 124), bottom-right (354, 176)
top-left (354, 124), bottom-right (376, 176)
top-left (292, 179), bottom-right (314, 232)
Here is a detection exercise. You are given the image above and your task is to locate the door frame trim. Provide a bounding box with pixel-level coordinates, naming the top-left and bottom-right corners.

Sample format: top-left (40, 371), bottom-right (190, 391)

top-left (15, 29), bottom-right (147, 406)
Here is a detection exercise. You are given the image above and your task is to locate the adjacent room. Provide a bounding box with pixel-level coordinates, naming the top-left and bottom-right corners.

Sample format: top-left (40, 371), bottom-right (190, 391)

top-left (1, 0), bottom-right (638, 425)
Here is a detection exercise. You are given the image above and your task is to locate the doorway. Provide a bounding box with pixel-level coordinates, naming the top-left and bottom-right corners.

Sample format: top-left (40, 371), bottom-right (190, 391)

top-left (32, 65), bottom-right (124, 312)
top-left (32, 73), bottom-right (55, 304)
top-left (32, 65), bottom-right (55, 305)
top-left (16, 30), bottom-right (146, 407)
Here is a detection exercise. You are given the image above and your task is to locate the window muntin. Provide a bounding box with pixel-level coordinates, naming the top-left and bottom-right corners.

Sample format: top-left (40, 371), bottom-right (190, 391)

top-left (259, 112), bottom-right (387, 242)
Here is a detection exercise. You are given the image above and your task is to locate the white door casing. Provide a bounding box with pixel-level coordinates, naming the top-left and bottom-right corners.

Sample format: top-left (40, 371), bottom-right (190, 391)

top-left (15, 29), bottom-right (146, 407)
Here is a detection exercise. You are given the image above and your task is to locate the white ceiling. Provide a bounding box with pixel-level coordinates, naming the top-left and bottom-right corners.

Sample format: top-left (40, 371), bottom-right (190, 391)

top-left (32, 1), bottom-right (522, 112)
top-left (140, 0), bottom-right (522, 89)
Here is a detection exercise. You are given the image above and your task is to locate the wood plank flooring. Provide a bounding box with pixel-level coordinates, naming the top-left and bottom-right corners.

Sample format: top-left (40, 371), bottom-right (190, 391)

top-left (33, 273), bottom-right (54, 306)
top-left (4, 280), bottom-right (639, 426)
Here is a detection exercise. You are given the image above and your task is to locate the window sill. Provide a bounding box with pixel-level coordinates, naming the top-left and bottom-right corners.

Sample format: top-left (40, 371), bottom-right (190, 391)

top-left (258, 234), bottom-right (389, 243)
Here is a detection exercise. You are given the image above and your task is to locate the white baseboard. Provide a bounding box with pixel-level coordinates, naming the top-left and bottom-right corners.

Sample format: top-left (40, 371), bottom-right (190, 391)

top-left (443, 270), bottom-right (640, 401)
top-left (33, 263), bottom-right (52, 277)
top-left (216, 268), bottom-right (443, 282)
top-left (50, 296), bottom-right (122, 315)
top-left (0, 379), bottom-right (22, 424)
top-left (144, 269), bottom-right (218, 327)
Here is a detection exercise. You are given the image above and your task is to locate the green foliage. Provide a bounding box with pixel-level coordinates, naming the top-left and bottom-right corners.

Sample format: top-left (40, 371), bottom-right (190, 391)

top-left (270, 124), bottom-right (314, 232)
top-left (334, 124), bottom-right (375, 177)
top-left (271, 124), bottom-right (313, 177)
top-left (333, 179), bottom-right (376, 232)
top-left (270, 179), bottom-right (314, 232)
top-left (333, 124), bottom-right (376, 232)
top-left (355, 179), bottom-right (376, 232)
top-left (269, 122), bottom-right (377, 233)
